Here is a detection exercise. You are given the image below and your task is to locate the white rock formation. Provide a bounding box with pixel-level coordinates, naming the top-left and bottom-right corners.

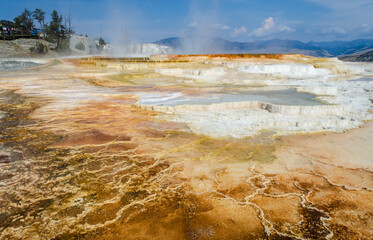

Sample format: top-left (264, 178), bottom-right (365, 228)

top-left (69, 35), bottom-right (98, 55)
top-left (136, 60), bottom-right (373, 138)
top-left (237, 64), bottom-right (331, 78)
top-left (105, 43), bottom-right (172, 57)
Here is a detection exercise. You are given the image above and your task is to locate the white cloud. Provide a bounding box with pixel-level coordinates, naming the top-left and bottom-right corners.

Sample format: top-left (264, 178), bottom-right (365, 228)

top-left (321, 27), bottom-right (347, 35)
top-left (213, 23), bottom-right (230, 30)
top-left (187, 22), bottom-right (197, 28)
top-left (278, 25), bottom-right (294, 32)
top-left (231, 26), bottom-right (247, 37)
top-left (361, 23), bottom-right (369, 28)
top-left (185, 22), bottom-right (230, 32)
top-left (249, 17), bottom-right (295, 37)
top-left (251, 17), bottom-right (275, 37)
top-left (360, 23), bottom-right (373, 32)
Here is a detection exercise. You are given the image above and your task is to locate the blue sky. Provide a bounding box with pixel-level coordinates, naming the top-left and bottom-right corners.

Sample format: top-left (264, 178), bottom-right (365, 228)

top-left (1, 0), bottom-right (372, 43)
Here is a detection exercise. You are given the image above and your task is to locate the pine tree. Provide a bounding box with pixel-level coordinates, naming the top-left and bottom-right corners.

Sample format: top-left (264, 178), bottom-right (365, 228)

top-left (98, 37), bottom-right (106, 52)
top-left (47, 10), bottom-right (63, 51)
top-left (13, 9), bottom-right (34, 34)
top-left (32, 9), bottom-right (46, 39)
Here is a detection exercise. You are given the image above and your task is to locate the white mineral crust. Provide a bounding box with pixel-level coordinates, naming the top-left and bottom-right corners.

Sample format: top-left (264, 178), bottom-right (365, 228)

top-left (138, 60), bottom-right (373, 138)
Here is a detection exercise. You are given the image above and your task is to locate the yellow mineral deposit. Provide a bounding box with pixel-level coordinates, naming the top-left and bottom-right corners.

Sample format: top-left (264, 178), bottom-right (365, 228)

top-left (0, 54), bottom-right (372, 239)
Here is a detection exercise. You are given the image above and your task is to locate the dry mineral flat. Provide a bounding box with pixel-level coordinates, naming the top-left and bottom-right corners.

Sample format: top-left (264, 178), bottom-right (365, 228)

top-left (0, 55), bottom-right (372, 239)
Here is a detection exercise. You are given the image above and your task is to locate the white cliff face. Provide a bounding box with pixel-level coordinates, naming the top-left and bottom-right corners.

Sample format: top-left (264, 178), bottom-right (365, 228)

top-left (237, 64), bottom-right (331, 78)
top-left (105, 43), bottom-right (172, 57)
top-left (137, 99), bottom-right (359, 138)
top-left (69, 35), bottom-right (98, 55)
top-left (152, 61), bottom-right (342, 83)
top-left (134, 43), bottom-right (172, 55)
top-left (136, 59), bottom-right (373, 138)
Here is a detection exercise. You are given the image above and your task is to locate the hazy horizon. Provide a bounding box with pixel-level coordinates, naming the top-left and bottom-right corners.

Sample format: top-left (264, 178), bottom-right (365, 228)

top-left (1, 0), bottom-right (372, 44)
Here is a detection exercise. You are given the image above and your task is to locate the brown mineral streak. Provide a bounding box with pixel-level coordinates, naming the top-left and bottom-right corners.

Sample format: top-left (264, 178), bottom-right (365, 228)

top-left (0, 56), bottom-right (372, 240)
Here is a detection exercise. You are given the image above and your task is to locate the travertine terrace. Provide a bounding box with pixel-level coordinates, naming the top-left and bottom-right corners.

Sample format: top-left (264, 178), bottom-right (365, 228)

top-left (0, 54), bottom-right (372, 239)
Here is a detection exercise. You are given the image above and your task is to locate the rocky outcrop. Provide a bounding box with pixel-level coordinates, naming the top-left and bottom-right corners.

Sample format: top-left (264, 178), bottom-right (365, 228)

top-left (339, 49), bottom-right (373, 62)
top-left (354, 50), bottom-right (373, 62)
top-left (0, 39), bottom-right (56, 57)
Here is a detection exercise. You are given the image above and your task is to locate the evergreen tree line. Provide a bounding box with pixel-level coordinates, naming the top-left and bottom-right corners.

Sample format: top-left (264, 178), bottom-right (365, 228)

top-left (3, 8), bottom-right (107, 53)
top-left (9, 8), bottom-right (73, 51)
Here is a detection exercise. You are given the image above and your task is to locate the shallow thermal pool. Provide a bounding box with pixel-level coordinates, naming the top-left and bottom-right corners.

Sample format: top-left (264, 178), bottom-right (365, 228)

top-left (0, 60), bottom-right (42, 72)
top-left (348, 77), bottom-right (373, 82)
top-left (139, 89), bottom-right (324, 106)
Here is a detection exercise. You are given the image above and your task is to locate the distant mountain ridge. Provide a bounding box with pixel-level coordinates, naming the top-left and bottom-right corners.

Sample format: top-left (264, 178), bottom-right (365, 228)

top-left (153, 37), bottom-right (373, 57)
